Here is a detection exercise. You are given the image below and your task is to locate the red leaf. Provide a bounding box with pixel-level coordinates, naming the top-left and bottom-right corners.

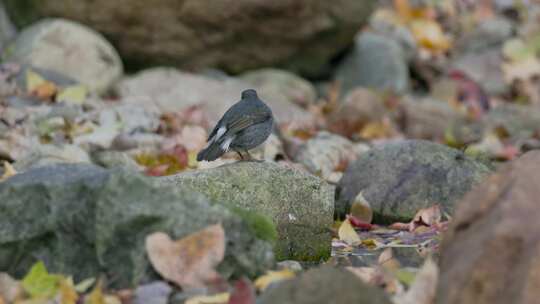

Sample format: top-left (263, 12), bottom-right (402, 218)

top-left (347, 215), bottom-right (374, 230)
top-left (228, 278), bottom-right (256, 304)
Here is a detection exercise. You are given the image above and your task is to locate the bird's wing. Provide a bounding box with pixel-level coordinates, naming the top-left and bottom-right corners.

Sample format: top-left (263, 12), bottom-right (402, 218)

top-left (207, 116), bottom-right (224, 141)
top-left (224, 111), bottom-right (271, 136)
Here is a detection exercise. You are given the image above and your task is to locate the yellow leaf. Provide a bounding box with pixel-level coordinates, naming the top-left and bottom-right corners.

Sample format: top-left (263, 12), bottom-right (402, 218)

top-left (56, 85), bottom-right (88, 104)
top-left (254, 269), bottom-right (295, 291)
top-left (410, 19), bottom-right (451, 52)
top-left (26, 70), bottom-right (46, 92)
top-left (58, 278), bottom-right (78, 304)
top-left (338, 219), bottom-right (360, 245)
top-left (85, 280), bottom-right (105, 304)
top-left (0, 162), bottom-right (17, 182)
top-left (26, 70), bottom-right (57, 100)
top-left (184, 292), bottom-right (229, 304)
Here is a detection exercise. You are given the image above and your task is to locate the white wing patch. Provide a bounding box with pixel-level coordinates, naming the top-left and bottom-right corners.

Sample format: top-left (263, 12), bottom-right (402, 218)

top-left (215, 127), bottom-right (226, 141)
top-left (221, 136), bottom-right (234, 152)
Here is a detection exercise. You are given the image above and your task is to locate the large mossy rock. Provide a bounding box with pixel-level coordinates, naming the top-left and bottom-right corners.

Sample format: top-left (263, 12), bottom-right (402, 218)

top-left (336, 140), bottom-right (492, 222)
top-left (160, 161), bottom-right (334, 261)
top-left (0, 164), bottom-right (274, 288)
top-left (4, 0), bottom-right (376, 78)
top-left (258, 266), bottom-right (392, 304)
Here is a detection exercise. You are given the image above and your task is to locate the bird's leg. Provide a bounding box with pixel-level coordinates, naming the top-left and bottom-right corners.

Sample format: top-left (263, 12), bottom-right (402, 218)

top-left (236, 150), bottom-right (245, 160)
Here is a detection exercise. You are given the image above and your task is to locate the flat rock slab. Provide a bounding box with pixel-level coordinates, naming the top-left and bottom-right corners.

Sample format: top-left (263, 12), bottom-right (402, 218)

top-left (160, 161), bottom-right (335, 261)
top-left (336, 139), bottom-right (492, 222)
top-left (0, 164), bottom-right (273, 288)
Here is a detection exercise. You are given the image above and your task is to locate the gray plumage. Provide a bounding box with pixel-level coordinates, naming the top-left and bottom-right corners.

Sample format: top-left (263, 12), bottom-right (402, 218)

top-left (197, 89), bottom-right (274, 161)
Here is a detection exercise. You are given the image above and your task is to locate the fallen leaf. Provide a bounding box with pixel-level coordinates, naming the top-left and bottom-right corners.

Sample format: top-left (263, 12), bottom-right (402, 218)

top-left (378, 248), bottom-right (401, 271)
top-left (59, 277), bottom-right (78, 304)
top-left (409, 204), bottom-right (442, 231)
top-left (388, 222), bottom-right (410, 231)
top-left (0, 161), bottom-right (17, 182)
top-left (145, 224), bottom-right (225, 290)
top-left (56, 85), bottom-right (88, 104)
top-left (26, 70), bottom-right (57, 100)
top-left (0, 273), bottom-right (21, 303)
top-left (338, 219), bottom-right (361, 245)
top-left (74, 277), bottom-right (95, 293)
top-left (350, 192), bottom-right (373, 223)
top-left (254, 269), bottom-right (295, 292)
top-left (21, 261), bottom-right (61, 299)
top-left (410, 19), bottom-right (451, 52)
top-left (228, 278), bottom-right (255, 304)
top-left (185, 293), bottom-right (230, 304)
top-left (85, 279), bottom-right (105, 304)
top-left (393, 258), bottom-right (438, 304)
top-left (346, 215), bottom-right (373, 230)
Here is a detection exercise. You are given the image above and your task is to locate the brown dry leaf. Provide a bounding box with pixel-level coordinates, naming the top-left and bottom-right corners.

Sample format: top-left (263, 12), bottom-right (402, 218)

top-left (346, 267), bottom-right (384, 286)
top-left (393, 258), bottom-right (438, 304)
top-left (378, 248), bottom-right (401, 271)
top-left (26, 69), bottom-right (57, 101)
top-left (0, 273), bottom-right (21, 303)
top-left (409, 204), bottom-right (442, 231)
top-left (0, 162), bottom-right (17, 182)
top-left (350, 192), bottom-right (373, 223)
top-left (145, 224), bottom-right (226, 290)
top-left (338, 219), bottom-right (361, 245)
top-left (254, 269), bottom-right (295, 292)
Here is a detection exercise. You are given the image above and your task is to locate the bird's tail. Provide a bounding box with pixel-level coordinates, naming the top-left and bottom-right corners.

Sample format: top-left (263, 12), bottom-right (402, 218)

top-left (196, 141), bottom-right (226, 161)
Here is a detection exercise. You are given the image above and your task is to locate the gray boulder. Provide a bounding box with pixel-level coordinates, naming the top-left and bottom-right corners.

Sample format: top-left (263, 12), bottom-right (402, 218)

top-left (258, 266), bottom-right (392, 304)
top-left (116, 68), bottom-right (316, 128)
top-left (4, 0), bottom-right (375, 78)
top-left (0, 164), bottom-right (274, 288)
top-left (336, 140), bottom-right (493, 222)
top-left (160, 161), bottom-right (334, 261)
top-left (335, 31), bottom-right (409, 95)
top-left (240, 68), bottom-right (317, 108)
top-left (3, 18), bottom-right (123, 94)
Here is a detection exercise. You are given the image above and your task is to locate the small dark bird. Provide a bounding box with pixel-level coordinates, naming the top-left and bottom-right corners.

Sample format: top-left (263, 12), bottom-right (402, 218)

top-left (197, 89), bottom-right (274, 162)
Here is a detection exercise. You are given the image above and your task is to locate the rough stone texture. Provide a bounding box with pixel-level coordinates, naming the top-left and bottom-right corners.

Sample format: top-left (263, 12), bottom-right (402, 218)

top-left (4, 0), bottom-right (376, 78)
top-left (336, 140), bottom-right (492, 222)
top-left (455, 17), bottom-right (514, 53)
top-left (240, 68), bottom-right (317, 108)
top-left (160, 161), bottom-right (334, 261)
top-left (0, 164), bottom-right (274, 288)
top-left (397, 97), bottom-right (468, 140)
top-left (451, 49), bottom-right (507, 96)
top-left (335, 31), bottom-right (409, 95)
top-left (437, 151), bottom-right (540, 304)
top-left (116, 68), bottom-right (316, 128)
top-left (3, 18), bottom-right (123, 94)
top-left (327, 87), bottom-right (386, 138)
top-left (258, 266), bottom-right (392, 304)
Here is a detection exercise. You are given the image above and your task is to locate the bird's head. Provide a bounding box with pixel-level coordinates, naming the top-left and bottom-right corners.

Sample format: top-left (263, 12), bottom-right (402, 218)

top-left (241, 89), bottom-right (258, 99)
